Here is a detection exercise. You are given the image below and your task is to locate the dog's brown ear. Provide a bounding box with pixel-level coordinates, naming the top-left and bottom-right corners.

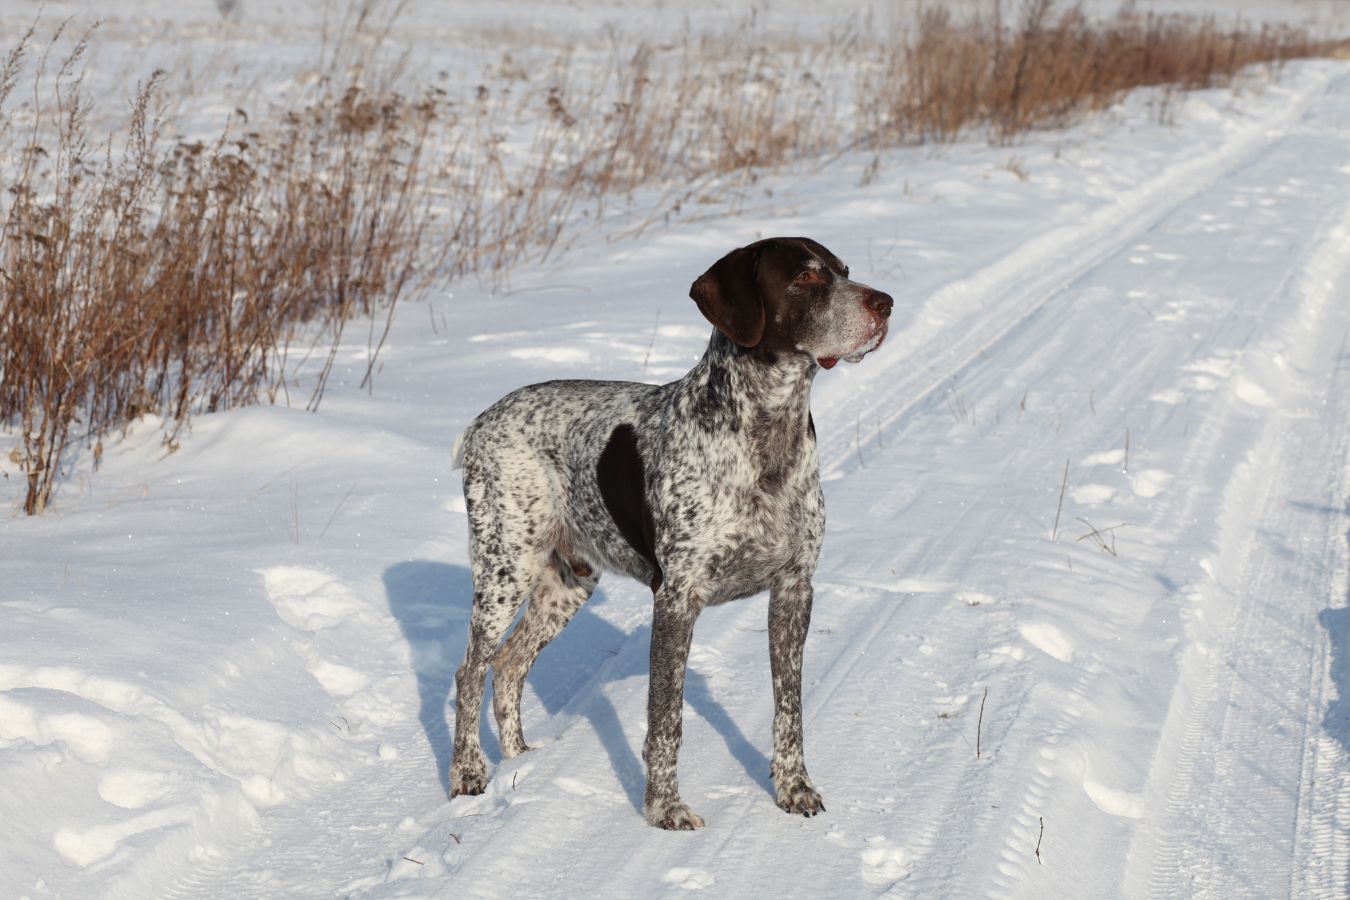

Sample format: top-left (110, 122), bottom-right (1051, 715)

top-left (689, 247), bottom-right (764, 348)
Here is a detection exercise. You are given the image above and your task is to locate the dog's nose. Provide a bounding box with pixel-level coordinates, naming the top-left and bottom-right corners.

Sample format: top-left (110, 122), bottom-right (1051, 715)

top-left (865, 291), bottom-right (893, 318)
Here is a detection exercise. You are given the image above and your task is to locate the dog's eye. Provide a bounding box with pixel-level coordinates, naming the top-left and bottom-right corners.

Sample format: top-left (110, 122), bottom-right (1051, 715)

top-left (794, 269), bottom-right (825, 286)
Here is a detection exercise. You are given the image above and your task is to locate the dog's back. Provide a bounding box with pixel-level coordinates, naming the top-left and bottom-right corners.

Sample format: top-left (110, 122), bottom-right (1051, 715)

top-left (456, 378), bottom-right (669, 585)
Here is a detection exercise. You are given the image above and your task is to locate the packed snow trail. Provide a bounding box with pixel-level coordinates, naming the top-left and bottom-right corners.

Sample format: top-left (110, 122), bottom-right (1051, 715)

top-left (4, 60), bottom-right (1350, 900)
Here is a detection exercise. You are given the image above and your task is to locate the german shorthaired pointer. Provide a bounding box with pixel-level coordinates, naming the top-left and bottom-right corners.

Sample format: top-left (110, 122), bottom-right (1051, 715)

top-left (449, 237), bottom-right (892, 829)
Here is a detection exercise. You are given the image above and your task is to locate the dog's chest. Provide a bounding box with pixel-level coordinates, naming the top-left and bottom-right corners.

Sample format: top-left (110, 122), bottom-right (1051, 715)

top-left (655, 433), bottom-right (820, 600)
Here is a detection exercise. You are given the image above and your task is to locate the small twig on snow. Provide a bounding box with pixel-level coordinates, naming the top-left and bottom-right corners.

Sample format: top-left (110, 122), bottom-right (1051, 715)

top-left (1075, 517), bottom-right (1124, 557)
top-left (319, 482), bottom-right (359, 539)
top-left (641, 309), bottom-right (661, 375)
top-left (977, 686), bottom-right (989, 759)
top-left (1051, 459), bottom-right (1069, 542)
top-left (856, 413), bottom-right (865, 469)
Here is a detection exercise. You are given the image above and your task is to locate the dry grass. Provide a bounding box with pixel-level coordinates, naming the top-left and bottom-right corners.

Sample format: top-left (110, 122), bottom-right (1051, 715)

top-left (0, 1), bottom-right (1341, 514)
top-left (441, 20), bottom-right (857, 278)
top-left (860, 1), bottom-right (1337, 143)
top-left (0, 19), bottom-right (441, 514)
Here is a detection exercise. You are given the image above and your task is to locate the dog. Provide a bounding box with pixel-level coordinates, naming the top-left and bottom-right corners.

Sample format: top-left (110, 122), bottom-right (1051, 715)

top-left (449, 237), bottom-right (892, 829)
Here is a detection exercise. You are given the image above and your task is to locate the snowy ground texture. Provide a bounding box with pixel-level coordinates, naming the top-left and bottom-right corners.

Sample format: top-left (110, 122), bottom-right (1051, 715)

top-left (5, 3), bottom-right (1350, 899)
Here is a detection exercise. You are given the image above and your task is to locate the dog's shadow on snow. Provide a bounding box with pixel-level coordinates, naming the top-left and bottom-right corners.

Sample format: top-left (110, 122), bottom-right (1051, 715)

top-left (1319, 511), bottom-right (1350, 760)
top-left (1322, 607), bottom-right (1350, 734)
top-left (383, 560), bottom-right (771, 813)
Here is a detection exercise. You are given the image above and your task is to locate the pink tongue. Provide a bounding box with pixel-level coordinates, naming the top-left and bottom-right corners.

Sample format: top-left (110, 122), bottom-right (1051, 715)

top-left (818, 357), bottom-right (838, 369)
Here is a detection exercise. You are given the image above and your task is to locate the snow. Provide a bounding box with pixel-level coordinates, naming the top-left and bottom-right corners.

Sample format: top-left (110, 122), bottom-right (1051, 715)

top-left (3, 1), bottom-right (1350, 898)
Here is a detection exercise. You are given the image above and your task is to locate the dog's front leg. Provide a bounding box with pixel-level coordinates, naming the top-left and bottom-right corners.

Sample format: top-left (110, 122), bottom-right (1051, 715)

top-left (768, 572), bottom-right (825, 816)
top-left (643, 586), bottom-right (705, 830)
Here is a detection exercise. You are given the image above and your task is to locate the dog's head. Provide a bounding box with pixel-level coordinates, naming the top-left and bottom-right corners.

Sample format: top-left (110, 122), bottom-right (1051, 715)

top-left (689, 237), bottom-right (893, 369)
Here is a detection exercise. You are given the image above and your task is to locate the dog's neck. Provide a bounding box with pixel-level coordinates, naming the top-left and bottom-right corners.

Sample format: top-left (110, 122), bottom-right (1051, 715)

top-left (680, 330), bottom-right (817, 434)
top-left (705, 328), bottom-right (816, 397)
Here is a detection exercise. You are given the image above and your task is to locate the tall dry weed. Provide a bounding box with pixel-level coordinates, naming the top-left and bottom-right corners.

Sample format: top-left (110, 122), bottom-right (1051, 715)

top-left (0, 19), bottom-right (441, 514)
top-left (859, 1), bottom-right (1333, 144)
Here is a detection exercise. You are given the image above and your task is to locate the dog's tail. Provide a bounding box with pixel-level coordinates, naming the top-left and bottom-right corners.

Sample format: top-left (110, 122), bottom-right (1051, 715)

top-left (451, 427), bottom-right (471, 470)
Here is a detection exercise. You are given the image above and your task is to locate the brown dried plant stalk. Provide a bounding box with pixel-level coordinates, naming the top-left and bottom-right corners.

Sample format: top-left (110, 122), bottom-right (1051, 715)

top-left (859, 2), bottom-right (1335, 145)
top-left (0, 23), bottom-right (442, 514)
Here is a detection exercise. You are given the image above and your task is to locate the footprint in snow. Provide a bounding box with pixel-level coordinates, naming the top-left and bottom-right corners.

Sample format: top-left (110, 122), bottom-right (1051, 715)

top-left (554, 777), bottom-right (625, 804)
top-left (1018, 622), bottom-right (1075, 663)
top-left (304, 656), bottom-right (370, 698)
top-left (1184, 355), bottom-right (1234, 384)
top-left (1082, 766), bottom-right (1145, 820)
top-left (663, 867), bottom-right (716, 890)
top-left (1071, 484), bottom-right (1116, 506)
top-left (258, 566), bottom-right (366, 631)
top-left (98, 769), bottom-right (175, 809)
top-left (53, 805), bottom-right (198, 867)
top-left (258, 567), bottom-right (379, 714)
top-left (859, 836), bottom-right (914, 887)
top-left (957, 591), bottom-right (995, 607)
top-left (1128, 469), bottom-right (1171, 498)
top-left (1232, 377), bottom-right (1273, 407)
top-left (0, 693), bottom-right (113, 765)
top-left (1080, 448), bottom-right (1126, 467)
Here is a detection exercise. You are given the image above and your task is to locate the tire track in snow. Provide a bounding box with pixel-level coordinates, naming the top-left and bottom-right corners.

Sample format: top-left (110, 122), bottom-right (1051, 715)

top-left (685, 66), bottom-right (1350, 899)
top-left (793, 66), bottom-right (1350, 899)
top-left (1295, 448), bottom-right (1350, 899)
top-left (959, 75), bottom-right (1350, 899)
top-left (815, 65), bottom-right (1339, 485)
top-left (1124, 165), bottom-right (1350, 899)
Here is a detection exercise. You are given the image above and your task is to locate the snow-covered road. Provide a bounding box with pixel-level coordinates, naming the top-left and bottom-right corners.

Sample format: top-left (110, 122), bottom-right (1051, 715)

top-left (4, 52), bottom-right (1350, 900)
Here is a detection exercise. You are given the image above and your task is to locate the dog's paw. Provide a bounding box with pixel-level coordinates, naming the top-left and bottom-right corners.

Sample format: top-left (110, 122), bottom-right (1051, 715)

top-left (645, 799), bottom-right (707, 831)
top-left (775, 774), bottom-right (825, 817)
top-left (449, 758), bottom-right (488, 798)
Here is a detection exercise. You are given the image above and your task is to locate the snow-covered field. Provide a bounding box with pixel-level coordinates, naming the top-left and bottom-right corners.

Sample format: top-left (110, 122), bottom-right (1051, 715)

top-left (4, 2), bottom-right (1350, 898)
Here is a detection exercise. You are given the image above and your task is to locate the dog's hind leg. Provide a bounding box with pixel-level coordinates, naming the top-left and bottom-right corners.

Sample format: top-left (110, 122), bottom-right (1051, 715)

top-left (450, 466), bottom-right (549, 798)
top-left (491, 553), bottom-right (598, 758)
